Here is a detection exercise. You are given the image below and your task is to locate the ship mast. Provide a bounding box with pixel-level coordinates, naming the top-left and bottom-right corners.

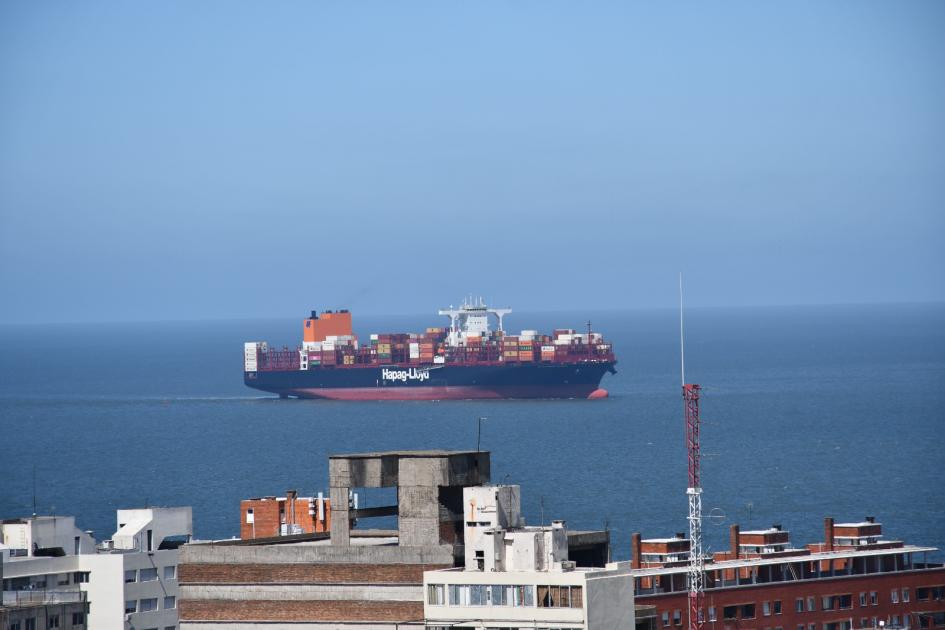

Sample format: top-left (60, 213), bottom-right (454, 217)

top-left (680, 274), bottom-right (705, 630)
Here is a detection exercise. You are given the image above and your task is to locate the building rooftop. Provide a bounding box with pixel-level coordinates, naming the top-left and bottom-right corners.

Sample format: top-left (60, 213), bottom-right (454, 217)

top-left (626, 543), bottom-right (938, 576)
top-left (329, 449), bottom-right (484, 459)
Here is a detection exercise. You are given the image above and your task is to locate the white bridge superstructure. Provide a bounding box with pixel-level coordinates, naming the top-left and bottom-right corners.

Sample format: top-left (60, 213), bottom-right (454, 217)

top-left (438, 297), bottom-right (512, 347)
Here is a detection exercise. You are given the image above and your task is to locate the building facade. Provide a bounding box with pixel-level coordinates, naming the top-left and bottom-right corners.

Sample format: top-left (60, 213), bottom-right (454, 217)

top-left (424, 485), bottom-right (638, 630)
top-left (1, 508), bottom-right (192, 630)
top-left (1, 592), bottom-right (89, 630)
top-left (629, 517), bottom-right (945, 630)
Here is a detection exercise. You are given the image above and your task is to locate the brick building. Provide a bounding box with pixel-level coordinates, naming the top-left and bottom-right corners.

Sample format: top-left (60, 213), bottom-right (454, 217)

top-left (628, 517), bottom-right (945, 630)
top-left (239, 490), bottom-right (331, 540)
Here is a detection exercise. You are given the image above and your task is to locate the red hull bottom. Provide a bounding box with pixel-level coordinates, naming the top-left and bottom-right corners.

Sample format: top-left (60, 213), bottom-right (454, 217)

top-left (284, 385), bottom-right (609, 401)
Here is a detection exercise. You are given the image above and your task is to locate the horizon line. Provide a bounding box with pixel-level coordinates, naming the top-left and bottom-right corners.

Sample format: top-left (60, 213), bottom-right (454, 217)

top-left (1, 299), bottom-right (942, 327)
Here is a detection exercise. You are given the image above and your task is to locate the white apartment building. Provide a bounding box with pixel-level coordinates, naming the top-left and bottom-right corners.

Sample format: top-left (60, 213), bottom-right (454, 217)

top-left (424, 486), bottom-right (634, 630)
top-left (1, 507), bottom-right (192, 630)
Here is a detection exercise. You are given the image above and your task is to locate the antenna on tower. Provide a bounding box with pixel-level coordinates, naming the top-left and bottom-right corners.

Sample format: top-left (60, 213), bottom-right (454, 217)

top-left (679, 273), bottom-right (685, 387)
top-left (680, 273), bottom-right (705, 630)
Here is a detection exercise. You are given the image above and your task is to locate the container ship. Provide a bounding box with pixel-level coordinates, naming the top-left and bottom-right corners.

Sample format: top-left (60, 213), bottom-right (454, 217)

top-left (243, 298), bottom-right (617, 400)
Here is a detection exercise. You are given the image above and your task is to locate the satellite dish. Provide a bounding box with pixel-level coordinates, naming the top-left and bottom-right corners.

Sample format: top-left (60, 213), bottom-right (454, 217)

top-left (708, 507), bottom-right (726, 526)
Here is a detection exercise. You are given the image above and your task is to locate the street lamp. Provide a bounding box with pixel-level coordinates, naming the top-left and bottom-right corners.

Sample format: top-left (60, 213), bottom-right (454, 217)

top-left (476, 417), bottom-right (487, 452)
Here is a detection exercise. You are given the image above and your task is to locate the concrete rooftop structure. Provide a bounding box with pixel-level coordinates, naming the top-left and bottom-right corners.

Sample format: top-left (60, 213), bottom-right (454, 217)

top-left (328, 449), bottom-right (489, 548)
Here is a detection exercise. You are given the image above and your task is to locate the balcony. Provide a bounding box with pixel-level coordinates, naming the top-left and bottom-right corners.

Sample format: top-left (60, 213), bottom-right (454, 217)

top-left (2, 589), bottom-right (87, 606)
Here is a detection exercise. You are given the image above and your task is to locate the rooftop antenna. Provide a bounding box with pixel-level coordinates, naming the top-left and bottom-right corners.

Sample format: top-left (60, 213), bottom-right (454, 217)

top-left (680, 273), bottom-right (705, 630)
top-left (32, 463), bottom-right (37, 517)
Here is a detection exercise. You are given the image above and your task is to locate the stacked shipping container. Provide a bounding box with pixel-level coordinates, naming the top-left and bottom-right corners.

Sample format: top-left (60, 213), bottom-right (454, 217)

top-left (248, 312), bottom-right (614, 373)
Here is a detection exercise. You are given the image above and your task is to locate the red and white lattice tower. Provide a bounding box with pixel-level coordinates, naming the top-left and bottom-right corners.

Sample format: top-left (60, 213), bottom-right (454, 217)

top-left (679, 274), bottom-right (704, 630)
top-left (684, 383), bottom-right (704, 630)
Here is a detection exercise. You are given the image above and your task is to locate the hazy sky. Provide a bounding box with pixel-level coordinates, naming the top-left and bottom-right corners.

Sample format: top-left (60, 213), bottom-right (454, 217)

top-left (1, 2), bottom-right (943, 323)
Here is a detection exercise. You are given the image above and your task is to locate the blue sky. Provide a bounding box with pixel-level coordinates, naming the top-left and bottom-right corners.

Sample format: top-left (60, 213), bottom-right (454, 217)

top-left (1, 2), bottom-right (943, 323)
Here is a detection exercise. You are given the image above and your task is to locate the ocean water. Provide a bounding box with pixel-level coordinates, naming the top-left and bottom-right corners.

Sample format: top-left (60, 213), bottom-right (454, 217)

top-left (1, 303), bottom-right (943, 561)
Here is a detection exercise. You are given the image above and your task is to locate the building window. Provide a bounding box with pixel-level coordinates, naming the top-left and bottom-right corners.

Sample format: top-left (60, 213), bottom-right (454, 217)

top-left (25, 620), bottom-right (35, 630)
top-left (537, 585), bottom-right (583, 609)
top-left (428, 584), bottom-right (445, 605)
top-left (57, 574), bottom-right (70, 586)
top-left (796, 599), bottom-right (804, 613)
top-left (470, 584), bottom-right (488, 606)
top-left (774, 600), bottom-right (782, 615)
top-left (870, 591), bottom-right (877, 606)
top-left (49, 616), bottom-right (59, 629)
top-left (742, 604), bottom-right (756, 620)
top-left (140, 568), bottom-right (158, 582)
top-left (673, 609), bottom-right (682, 625)
top-left (820, 595), bottom-right (852, 611)
top-left (662, 612), bottom-right (671, 628)
top-left (73, 572), bottom-right (90, 584)
top-left (165, 627), bottom-right (175, 630)
top-left (891, 589), bottom-right (899, 604)
top-left (126, 601), bottom-right (137, 614)
top-left (491, 585), bottom-right (511, 606)
top-left (902, 588), bottom-right (910, 603)
top-left (807, 597), bottom-right (816, 612)
top-left (9, 622), bottom-right (21, 630)
top-left (164, 566), bottom-right (176, 580)
top-left (164, 596), bottom-right (176, 610)
top-left (71, 613), bottom-right (84, 626)
top-left (892, 616), bottom-right (900, 626)
top-left (515, 585), bottom-right (534, 607)
top-left (859, 593), bottom-right (867, 607)
top-left (723, 606), bottom-right (738, 620)
top-left (140, 598), bottom-right (158, 612)
top-left (125, 569), bottom-right (137, 583)
top-left (809, 624), bottom-right (816, 630)
top-left (764, 602), bottom-right (771, 616)
top-left (708, 607), bottom-right (717, 622)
